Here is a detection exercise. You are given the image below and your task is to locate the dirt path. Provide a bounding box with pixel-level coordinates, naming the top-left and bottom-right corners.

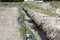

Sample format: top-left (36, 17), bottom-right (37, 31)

top-left (0, 6), bottom-right (22, 40)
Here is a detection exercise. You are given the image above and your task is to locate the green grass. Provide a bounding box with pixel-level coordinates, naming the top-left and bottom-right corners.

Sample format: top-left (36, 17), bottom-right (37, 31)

top-left (34, 31), bottom-right (38, 40)
top-left (20, 2), bottom-right (60, 17)
top-left (50, 2), bottom-right (60, 8)
top-left (20, 2), bottom-right (40, 9)
top-left (18, 8), bottom-right (37, 40)
top-left (18, 9), bottom-right (26, 38)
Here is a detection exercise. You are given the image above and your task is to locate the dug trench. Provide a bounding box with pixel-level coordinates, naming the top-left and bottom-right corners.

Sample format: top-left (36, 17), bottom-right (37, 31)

top-left (20, 7), bottom-right (47, 40)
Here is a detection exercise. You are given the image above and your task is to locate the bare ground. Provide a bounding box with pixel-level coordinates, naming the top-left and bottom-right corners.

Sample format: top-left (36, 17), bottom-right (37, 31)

top-left (0, 6), bottom-right (22, 40)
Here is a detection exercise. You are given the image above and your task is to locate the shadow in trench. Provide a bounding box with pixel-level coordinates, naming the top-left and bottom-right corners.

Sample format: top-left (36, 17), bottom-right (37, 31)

top-left (31, 20), bottom-right (47, 40)
top-left (17, 18), bottom-right (20, 24)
